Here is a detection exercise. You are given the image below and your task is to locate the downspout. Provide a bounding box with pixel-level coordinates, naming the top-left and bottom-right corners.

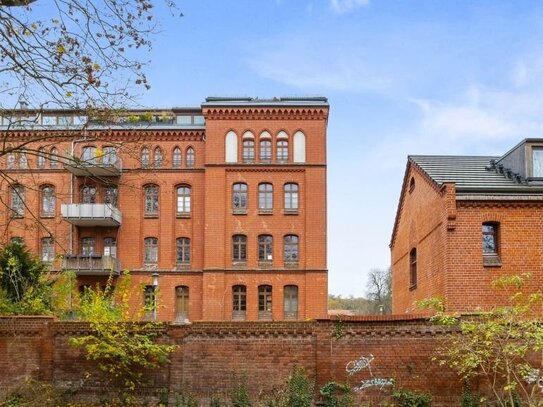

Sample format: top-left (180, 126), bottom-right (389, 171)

top-left (70, 129), bottom-right (88, 255)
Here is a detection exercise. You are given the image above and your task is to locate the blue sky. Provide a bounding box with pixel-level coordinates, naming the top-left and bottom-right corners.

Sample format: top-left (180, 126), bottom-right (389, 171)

top-left (124, 1), bottom-right (543, 296)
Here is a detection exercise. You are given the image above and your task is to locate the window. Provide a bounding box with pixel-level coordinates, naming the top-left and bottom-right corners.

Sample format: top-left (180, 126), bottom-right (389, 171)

top-left (242, 139), bottom-right (255, 163)
top-left (143, 285), bottom-right (156, 319)
top-left (483, 222), bottom-right (501, 266)
top-left (105, 186), bottom-right (117, 206)
top-left (103, 146), bottom-right (117, 165)
top-left (258, 234), bottom-right (273, 263)
top-left (276, 131), bottom-right (288, 162)
top-left (10, 185), bottom-right (24, 217)
top-left (534, 148), bottom-right (543, 177)
top-left (186, 147), bottom-right (195, 167)
top-left (81, 185), bottom-right (97, 204)
top-left (225, 131), bottom-right (238, 163)
top-left (37, 147), bottom-right (46, 169)
top-left (144, 184), bottom-right (159, 216)
top-left (409, 248), bottom-right (417, 289)
top-left (176, 237), bottom-right (191, 265)
top-left (50, 147), bottom-right (58, 169)
top-left (81, 237), bottom-right (95, 256)
top-left (104, 237), bottom-right (117, 258)
top-left (154, 147), bottom-right (163, 168)
top-left (6, 152), bottom-right (15, 169)
top-left (232, 183), bottom-right (247, 213)
top-left (41, 237), bottom-right (55, 263)
top-left (232, 235), bottom-right (247, 263)
top-left (232, 285), bottom-right (247, 320)
top-left (283, 235), bottom-right (299, 265)
top-left (141, 147), bottom-right (150, 168)
top-left (284, 183), bottom-right (298, 213)
top-left (41, 185), bottom-right (55, 217)
top-left (409, 177), bottom-right (416, 193)
top-left (258, 285), bottom-right (272, 320)
top-left (284, 285), bottom-right (298, 320)
top-left (144, 237), bottom-right (158, 264)
top-left (19, 150), bottom-right (28, 169)
top-left (258, 183), bottom-right (273, 213)
top-left (260, 139), bottom-right (272, 162)
top-left (176, 186), bottom-right (191, 216)
top-left (172, 147), bottom-right (182, 168)
top-left (293, 131), bottom-right (306, 163)
top-left (81, 146), bottom-right (96, 164)
top-left (175, 286), bottom-right (189, 321)
top-left (10, 236), bottom-right (23, 245)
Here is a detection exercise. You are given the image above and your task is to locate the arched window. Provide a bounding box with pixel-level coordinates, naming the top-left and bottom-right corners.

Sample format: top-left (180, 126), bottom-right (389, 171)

top-left (82, 146), bottom-right (96, 164)
top-left (276, 132), bottom-right (289, 162)
top-left (103, 146), bottom-right (117, 165)
top-left (81, 185), bottom-right (97, 204)
top-left (154, 147), bottom-right (163, 168)
top-left (41, 237), bottom-right (54, 263)
top-left (175, 286), bottom-right (189, 321)
top-left (172, 147), bottom-right (182, 168)
top-left (258, 183), bottom-right (273, 213)
top-left (6, 152), bottom-right (15, 169)
top-left (283, 235), bottom-right (299, 264)
top-left (258, 285), bottom-right (272, 320)
top-left (176, 237), bottom-right (191, 265)
top-left (293, 131), bottom-right (306, 163)
top-left (232, 183), bottom-right (247, 213)
top-left (284, 183), bottom-right (298, 213)
top-left (37, 147), bottom-right (46, 169)
top-left (176, 185), bottom-right (191, 216)
top-left (258, 234), bottom-right (273, 263)
top-left (10, 185), bottom-right (24, 217)
top-left (232, 285), bottom-right (247, 320)
top-left (19, 149), bottom-right (28, 168)
top-left (284, 285), bottom-right (298, 320)
top-left (259, 131), bottom-right (272, 163)
top-left (41, 185), bottom-right (55, 217)
top-left (409, 248), bottom-right (417, 289)
top-left (104, 237), bottom-right (117, 258)
top-left (225, 131), bottom-right (238, 163)
top-left (232, 235), bottom-right (247, 263)
top-left (144, 237), bottom-right (158, 264)
top-left (144, 184), bottom-right (159, 216)
top-left (141, 147), bottom-right (150, 168)
top-left (242, 132), bottom-right (255, 163)
top-left (50, 147), bottom-right (58, 169)
top-left (105, 186), bottom-right (118, 206)
top-left (81, 237), bottom-right (95, 256)
top-left (186, 147), bottom-right (195, 167)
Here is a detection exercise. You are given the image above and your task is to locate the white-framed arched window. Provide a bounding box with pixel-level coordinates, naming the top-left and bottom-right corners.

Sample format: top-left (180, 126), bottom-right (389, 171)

top-left (225, 131), bottom-right (238, 163)
top-left (293, 131), bottom-right (306, 163)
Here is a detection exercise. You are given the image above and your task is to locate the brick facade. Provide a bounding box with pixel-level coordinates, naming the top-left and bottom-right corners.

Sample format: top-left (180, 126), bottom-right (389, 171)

top-left (0, 97), bottom-right (328, 321)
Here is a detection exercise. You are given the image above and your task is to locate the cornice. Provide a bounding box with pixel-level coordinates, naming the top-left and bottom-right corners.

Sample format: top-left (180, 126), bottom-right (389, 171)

top-left (458, 200), bottom-right (543, 208)
top-left (202, 107), bottom-right (328, 121)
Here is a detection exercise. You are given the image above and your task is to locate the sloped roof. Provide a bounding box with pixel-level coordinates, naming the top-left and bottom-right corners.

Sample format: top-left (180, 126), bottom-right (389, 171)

top-left (409, 155), bottom-right (543, 194)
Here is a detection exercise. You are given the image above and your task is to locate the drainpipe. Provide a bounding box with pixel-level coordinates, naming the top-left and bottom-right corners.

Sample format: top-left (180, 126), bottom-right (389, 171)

top-left (70, 130), bottom-right (88, 255)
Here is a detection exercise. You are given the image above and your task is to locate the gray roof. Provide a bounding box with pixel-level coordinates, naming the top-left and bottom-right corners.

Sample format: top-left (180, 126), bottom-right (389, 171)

top-left (409, 155), bottom-right (543, 195)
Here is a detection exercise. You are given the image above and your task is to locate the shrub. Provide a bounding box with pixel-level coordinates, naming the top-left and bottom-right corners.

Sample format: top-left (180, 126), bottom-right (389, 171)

top-left (231, 379), bottom-right (251, 407)
top-left (320, 381), bottom-right (354, 407)
top-left (283, 367), bottom-right (314, 407)
top-left (392, 388), bottom-right (432, 407)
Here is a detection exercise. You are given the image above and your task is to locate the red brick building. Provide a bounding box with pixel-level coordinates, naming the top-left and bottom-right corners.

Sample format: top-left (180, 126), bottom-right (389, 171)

top-left (0, 97), bottom-right (329, 321)
top-left (391, 139), bottom-right (543, 313)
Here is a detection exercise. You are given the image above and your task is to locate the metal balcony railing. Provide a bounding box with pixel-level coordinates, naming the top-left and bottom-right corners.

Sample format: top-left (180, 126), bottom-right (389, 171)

top-left (62, 255), bottom-right (121, 276)
top-left (61, 203), bottom-right (122, 227)
top-left (64, 156), bottom-right (122, 177)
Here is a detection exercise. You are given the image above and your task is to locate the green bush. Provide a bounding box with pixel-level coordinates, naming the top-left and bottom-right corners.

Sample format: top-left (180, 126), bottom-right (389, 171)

top-left (283, 367), bottom-right (314, 407)
top-left (231, 380), bottom-right (251, 407)
top-left (320, 381), bottom-right (354, 407)
top-left (393, 388), bottom-right (432, 407)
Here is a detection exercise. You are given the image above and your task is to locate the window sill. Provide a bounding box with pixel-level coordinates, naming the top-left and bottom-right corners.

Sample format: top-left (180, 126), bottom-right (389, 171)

top-left (258, 209), bottom-right (273, 215)
top-left (409, 284), bottom-right (417, 291)
top-left (483, 254), bottom-right (502, 267)
top-left (175, 263), bottom-right (190, 271)
top-left (233, 209), bottom-right (247, 215)
top-left (176, 213), bottom-right (191, 219)
top-left (143, 263), bottom-right (158, 270)
top-left (232, 262), bottom-right (247, 269)
top-left (144, 214), bottom-right (159, 219)
top-left (283, 209), bottom-right (299, 215)
top-left (284, 262), bottom-right (299, 269)
top-left (258, 261), bottom-right (273, 269)
top-left (41, 214), bottom-right (55, 218)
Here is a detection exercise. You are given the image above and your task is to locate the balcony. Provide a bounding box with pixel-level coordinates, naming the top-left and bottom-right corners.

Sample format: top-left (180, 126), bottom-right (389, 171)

top-left (61, 203), bottom-right (122, 227)
top-left (62, 255), bottom-right (121, 276)
top-left (64, 157), bottom-right (122, 177)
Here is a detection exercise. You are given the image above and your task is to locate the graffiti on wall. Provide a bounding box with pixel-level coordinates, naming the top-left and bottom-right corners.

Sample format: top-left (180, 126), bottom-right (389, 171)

top-left (346, 353), bottom-right (394, 393)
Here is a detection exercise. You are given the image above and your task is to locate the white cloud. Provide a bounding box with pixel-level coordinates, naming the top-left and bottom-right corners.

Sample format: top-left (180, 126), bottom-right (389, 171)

top-left (329, 0), bottom-right (370, 14)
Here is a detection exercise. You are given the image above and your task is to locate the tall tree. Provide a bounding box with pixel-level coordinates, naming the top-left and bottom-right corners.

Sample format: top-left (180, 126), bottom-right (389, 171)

top-left (365, 266), bottom-right (392, 314)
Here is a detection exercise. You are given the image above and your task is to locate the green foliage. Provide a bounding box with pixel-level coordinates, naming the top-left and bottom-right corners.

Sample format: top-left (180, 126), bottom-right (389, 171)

top-left (420, 274), bottom-right (543, 406)
top-left (69, 273), bottom-right (177, 394)
top-left (393, 388), bottom-right (432, 407)
top-left (333, 317), bottom-right (344, 340)
top-left (461, 382), bottom-right (482, 407)
top-left (175, 391), bottom-right (198, 407)
top-left (283, 367), bottom-right (314, 407)
top-left (328, 294), bottom-right (372, 314)
top-left (319, 381), bottom-right (354, 407)
top-left (0, 376), bottom-right (76, 407)
top-left (210, 395), bottom-right (227, 407)
top-left (231, 378), bottom-right (251, 407)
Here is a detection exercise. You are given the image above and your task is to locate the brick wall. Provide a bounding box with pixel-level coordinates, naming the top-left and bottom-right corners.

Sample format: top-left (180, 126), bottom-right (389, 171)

top-left (0, 316), bottom-right (466, 405)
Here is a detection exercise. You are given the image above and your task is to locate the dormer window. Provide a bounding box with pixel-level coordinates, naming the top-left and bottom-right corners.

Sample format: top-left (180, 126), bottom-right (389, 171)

top-left (533, 148), bottom-right (543, 177)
